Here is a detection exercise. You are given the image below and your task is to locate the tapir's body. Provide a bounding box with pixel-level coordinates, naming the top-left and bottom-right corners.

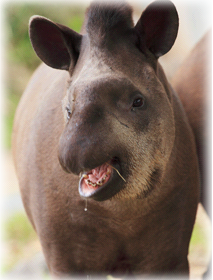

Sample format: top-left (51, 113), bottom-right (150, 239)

top-left (12, 1), bottom-right (199, 278)
top-left (172, 28), bottom-right (213, 280)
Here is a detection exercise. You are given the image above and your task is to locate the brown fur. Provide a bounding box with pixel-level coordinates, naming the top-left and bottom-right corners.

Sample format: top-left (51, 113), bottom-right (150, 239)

top-left (12, 1), bottom-right (199, 278)
top-left (173, 28), bottom-right (213, 280)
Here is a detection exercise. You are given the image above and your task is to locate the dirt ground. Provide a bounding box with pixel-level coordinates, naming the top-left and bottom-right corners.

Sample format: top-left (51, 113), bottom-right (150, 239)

top-left (2, 151), bottom-right (212, 279)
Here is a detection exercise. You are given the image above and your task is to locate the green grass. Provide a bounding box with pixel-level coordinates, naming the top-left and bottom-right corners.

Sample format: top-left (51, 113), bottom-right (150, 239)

top-left (3, 211), bottom-right (38, 273)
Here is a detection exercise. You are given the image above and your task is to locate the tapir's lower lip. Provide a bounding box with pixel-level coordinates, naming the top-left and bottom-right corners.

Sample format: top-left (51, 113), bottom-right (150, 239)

top-left (78, 158), bottom-right (125, 201)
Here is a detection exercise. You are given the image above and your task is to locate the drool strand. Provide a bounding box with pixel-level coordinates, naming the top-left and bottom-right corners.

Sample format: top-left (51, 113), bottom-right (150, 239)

top-left (84, 199), bottom-right (88, 211)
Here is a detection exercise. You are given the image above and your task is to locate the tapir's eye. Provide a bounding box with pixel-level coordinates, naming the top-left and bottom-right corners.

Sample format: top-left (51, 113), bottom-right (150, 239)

top-left (66, 106), bottom-right (72, 120)
top-left (132, 97), bottom-right (144, 108)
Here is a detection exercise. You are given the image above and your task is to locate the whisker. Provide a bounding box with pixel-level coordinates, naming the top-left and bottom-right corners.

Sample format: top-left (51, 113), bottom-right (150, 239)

top-left (107, 164), bottom-right (126, 182)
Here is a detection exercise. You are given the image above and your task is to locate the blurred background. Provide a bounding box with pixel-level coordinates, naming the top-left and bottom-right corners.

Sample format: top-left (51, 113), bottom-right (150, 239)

top-left (1, 0), bottom-right (212, 279)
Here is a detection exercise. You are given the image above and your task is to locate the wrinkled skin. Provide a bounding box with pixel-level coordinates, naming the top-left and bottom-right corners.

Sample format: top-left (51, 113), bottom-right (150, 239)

top-left (12, 1), bottom-right (199, 278)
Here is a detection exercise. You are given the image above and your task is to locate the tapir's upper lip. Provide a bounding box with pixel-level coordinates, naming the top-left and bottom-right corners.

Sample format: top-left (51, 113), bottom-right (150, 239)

top-left (78, 157), bottom-right (126, 201)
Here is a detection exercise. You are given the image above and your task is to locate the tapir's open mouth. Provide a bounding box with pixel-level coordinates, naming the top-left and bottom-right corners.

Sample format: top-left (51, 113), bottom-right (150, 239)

top-left (79, 158), bottom-right (125, 201)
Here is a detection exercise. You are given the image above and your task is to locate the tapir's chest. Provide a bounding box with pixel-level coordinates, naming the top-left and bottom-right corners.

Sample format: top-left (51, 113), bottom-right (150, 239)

top-left (45, 197), bottom-right (179, 274)
top-left (62, 204), bottom-right (146, 272)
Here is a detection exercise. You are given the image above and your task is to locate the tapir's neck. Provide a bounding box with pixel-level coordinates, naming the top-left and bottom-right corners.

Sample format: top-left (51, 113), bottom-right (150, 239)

top-left (156, 62), bottom-right (173, 102)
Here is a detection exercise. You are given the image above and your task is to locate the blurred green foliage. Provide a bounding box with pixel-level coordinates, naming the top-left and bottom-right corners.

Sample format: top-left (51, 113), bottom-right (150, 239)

top-left (3, 211), bottom-right (38, 272)
top-left (4, 211), bottom-right (36, 245)
top-left (4, 3), bottom-right (85, 149)
top-left (189, 218), bottom-right (209, 254)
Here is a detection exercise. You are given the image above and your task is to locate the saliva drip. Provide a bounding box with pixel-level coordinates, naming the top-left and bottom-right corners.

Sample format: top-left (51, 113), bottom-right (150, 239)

top-left (84, 199), bottom-right (88, 211)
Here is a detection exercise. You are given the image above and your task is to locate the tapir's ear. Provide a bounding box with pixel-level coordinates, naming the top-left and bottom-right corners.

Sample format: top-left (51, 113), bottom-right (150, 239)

top-left (29, 16), bottom-right (82, 71)
top-left (135, 0), bottom-right (178, 58)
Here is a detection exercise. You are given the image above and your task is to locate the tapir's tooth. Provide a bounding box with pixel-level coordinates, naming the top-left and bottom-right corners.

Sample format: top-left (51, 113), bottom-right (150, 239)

top-left (83, 174), bottom-right (88, 179)
top-left (97, 175), bottom-right (108, 185)
top-left (86, 180), bottom-right (97, 187)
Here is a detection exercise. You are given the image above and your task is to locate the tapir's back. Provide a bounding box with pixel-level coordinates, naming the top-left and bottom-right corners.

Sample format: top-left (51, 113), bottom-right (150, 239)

top-left (172, 31), bottom-right (211, 212)
top-left (172, 31), bottom-right (210, 151)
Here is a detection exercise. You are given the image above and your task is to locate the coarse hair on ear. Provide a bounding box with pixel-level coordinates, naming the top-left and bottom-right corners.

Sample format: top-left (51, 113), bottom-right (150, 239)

top-left (135, 0), bottom-right (179, 58)
top-left (29, 16), bottom-right (82, 71)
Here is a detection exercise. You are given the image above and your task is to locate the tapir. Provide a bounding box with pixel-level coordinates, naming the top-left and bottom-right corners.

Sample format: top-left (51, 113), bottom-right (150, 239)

top-left (172, 28), bottom-right (213, 280)
top-left (12, 1), bottom-right (199, 278)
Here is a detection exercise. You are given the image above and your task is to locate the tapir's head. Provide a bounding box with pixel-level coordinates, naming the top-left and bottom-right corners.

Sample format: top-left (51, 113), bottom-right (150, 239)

top-left (29, 1), bottom-right (178, 201)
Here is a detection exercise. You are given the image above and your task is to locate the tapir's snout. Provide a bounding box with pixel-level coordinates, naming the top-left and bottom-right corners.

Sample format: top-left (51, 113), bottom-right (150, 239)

top-left (59, 89), bottom-right (109, 173)
top-left (58, 79), bottom-right (133, 200)
top-left (58, 109), bottom-right (128, 200)
top-left (59, 77), bottom-right (130, 174)
top-left (58, 115), bottom-right (114, 176)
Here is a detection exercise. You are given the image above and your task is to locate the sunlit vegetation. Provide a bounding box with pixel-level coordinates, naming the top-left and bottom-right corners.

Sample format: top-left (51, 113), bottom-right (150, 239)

top-left (4, 3), bottom-right (85, 149)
